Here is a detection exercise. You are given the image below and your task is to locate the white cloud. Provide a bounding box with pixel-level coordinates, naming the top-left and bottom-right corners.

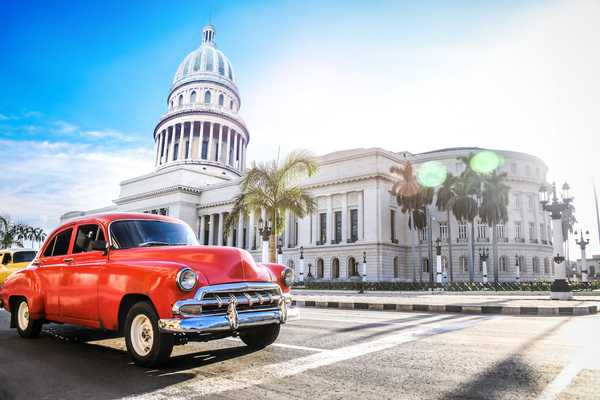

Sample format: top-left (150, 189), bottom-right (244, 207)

top-left (81, 129), bottom-right (138, 142)
top-left (0, 139), bottom-right (153, 232)
top-left (53, 120), bottom-right (78, 134)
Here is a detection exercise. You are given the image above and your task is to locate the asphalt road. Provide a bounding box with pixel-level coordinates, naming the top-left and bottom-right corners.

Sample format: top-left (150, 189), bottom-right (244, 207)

top-left (1, 308), bottom-right (600, 400)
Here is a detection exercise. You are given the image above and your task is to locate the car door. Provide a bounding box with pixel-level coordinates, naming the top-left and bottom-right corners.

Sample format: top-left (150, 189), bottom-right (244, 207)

top-left (59, 223), bottom-right (106, 325)
top-left (37, 227), bottom-right (74, 319)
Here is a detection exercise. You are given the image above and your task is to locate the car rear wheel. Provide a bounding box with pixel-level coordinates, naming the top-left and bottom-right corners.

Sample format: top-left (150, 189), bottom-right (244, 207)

top-left (15, 299), bottom-right (42, 339)
top-left (124, 301), bottom-right (174, 368)
top-left (239, 323), bottom-right (280, 349)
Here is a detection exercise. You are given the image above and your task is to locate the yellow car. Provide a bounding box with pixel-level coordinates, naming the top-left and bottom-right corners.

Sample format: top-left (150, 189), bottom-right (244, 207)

top-left (0, 248), bottom-right (37, 284)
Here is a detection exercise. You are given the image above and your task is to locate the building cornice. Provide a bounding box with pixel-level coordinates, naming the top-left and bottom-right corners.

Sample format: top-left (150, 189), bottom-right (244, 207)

top-left (114, 185), bottom-right (204, 205)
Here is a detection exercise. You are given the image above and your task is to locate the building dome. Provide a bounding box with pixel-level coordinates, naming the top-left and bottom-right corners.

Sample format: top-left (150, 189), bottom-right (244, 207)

top-left (172, 24), bottom-right (236, 86)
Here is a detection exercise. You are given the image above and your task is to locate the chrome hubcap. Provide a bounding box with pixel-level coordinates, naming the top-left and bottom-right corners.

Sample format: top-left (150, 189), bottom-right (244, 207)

top-left (131, 314), bottom-right (154, 357)
top-left (17, 302), bottom-right (29, 331)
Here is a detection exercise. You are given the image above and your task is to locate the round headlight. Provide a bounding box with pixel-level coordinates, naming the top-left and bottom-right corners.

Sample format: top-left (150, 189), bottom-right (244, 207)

top-left (282, 268), bottom-right (294, 287)
top-left (176, 268), bottom-right (197, 291)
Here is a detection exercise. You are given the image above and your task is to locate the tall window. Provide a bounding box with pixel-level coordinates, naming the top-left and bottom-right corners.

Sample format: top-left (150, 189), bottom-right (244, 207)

top-left (499, 256), bottom-right (507, 272)
top-left (532, 257), bottom-right (540, 273)
top-left (544, 258), bottom-right (550, 274)
top-left (319, 213), bottom-right (327, 244)
top-left (393, 257), bottom-right (400, 278)
top-left (334, 211), bottom-right (342, 243)
top-left (204, 90), bottom-right (211, 104)
top-left (519, 256), bottom-right (527, 272)
top-left (528, 195), bottom-right (536, 210)
top-left (218, 93), bottom-right (224, 106)
top-left (348, 257), bottom-right (358, 277)
top-left (514, 195), bottom-right (522, 209)
top-left (316, 258), bottom-right (324, 279)
top-left (477, 224), bottom-right (488, 239)
top-left (390, 210), bottom-right (397, 242)
top-left (439, 222), bottom-right (448, 241)
top-left (458, 224), bottom-right (468, 240)
top-left (332, 258), bottom-right (340, 279)
top-left (422, 258), bottom-right (430, 273)
top-left (178, 94), bottom-right (183, 106)
top-left (190, 91), bottom-right (197, 103)
top-left (350, 209), bottom-right (358, 242)
top-left (540, 224), bottom-right (546, 241)
top-left (496, 224), bottom-right (505, 239)
top-left (515, 222), bottom-right (522, 239)
top-left (529, 222), bottom-right (536, 240)
top-left (460, 256), bottom-right (468, 272)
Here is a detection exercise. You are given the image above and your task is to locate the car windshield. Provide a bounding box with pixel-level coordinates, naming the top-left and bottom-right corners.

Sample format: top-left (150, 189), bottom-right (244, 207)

top-left (110, 220), bottom-right (198, 250)
top-left (12, 251), bottom-right (36, 263)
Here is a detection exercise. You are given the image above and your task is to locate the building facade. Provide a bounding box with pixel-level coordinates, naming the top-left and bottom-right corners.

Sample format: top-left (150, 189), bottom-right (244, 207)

top-left (62, 24), bottom-right (555, 282)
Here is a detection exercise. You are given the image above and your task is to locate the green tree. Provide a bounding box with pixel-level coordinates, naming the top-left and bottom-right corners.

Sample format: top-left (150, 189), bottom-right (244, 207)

top-left (390, 161), bottom-right (434, 282)
top-left (0, 216), bottom-right (46, 250)
top-left (224, 150), bottom-right (318, 263)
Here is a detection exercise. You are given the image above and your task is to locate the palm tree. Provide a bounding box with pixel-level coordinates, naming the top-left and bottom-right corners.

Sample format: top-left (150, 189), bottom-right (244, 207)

top-left (479, 171), bottom-right (510, 282)
top-left (0, 216), bottom-right (46, 250)
top-left (224, 150), bottom-right (318, 263)
top-left (435, 174), bottom-right (458, 282)
top-left (390, 161), bottom-right (434, 282)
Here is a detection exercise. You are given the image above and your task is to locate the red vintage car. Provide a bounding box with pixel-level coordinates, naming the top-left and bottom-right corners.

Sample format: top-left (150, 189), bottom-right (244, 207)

top-left (0, 213), bottom-right (296, 367)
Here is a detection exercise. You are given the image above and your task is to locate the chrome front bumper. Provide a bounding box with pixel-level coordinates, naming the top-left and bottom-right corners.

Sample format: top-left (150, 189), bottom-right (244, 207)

top-left (158, 282), bottom-right (298, 334)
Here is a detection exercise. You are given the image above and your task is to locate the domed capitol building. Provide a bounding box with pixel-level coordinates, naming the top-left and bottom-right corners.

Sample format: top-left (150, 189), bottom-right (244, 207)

top-left (63, 25), bottom-right (554, 283)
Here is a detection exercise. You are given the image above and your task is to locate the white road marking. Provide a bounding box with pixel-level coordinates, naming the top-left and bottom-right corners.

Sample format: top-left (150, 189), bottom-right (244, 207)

top-left (294, 313), bottom-right (453, 326)
top-left (536, 361), bottom-right (581, 400)
top-left (224, 337), bottom-right (327, 353)
top-left (121, 315), bottom-right (490, 400)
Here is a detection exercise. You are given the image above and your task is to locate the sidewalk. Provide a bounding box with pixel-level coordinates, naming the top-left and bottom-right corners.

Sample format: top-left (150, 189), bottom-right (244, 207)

top-left (291, 289), bottom-right (600, 316)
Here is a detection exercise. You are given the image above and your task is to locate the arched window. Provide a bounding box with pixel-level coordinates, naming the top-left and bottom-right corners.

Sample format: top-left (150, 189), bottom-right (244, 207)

top-left (316, 258), bottom-right (324, 279)
top-left (178, 94), bottom-right (183, 106)
top-left (190, 91), bottom-right (197, 103)
top-left (393, 257), bottom-right (400, 278)
top-left (544, 258), bottom-right (550, 274)
top-left (204, 90), bottom-right (211, 104)
top-left (218, 93), bottom-right (224, 106)
top-left (422, 258), bottom-right (429, 273)
top-left (332, 258), bottom-right (340, 279)
top-left (170, 100), bottom-right (173, 110)
top-left (348, 257), bottom-right (358, 277)
top-left (230, 100), bottom-right (234, 110)
top-left (499, 256), bottom-right (508, 272)
top-left (460, 256), bottom-right (468, 273)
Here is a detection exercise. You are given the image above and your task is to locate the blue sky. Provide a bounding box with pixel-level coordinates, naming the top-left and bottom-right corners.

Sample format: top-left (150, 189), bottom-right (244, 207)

top-left (2, 0), bottom-right (600, 255)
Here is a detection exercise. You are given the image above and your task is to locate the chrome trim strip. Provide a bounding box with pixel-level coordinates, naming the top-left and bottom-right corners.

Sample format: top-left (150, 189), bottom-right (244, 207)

top-left (159, 309), bottom-right (284, 333)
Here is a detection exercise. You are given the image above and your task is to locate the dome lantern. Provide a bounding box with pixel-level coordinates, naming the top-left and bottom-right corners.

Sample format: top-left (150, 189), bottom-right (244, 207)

top-left (202, 24), bottom-right (215, 46)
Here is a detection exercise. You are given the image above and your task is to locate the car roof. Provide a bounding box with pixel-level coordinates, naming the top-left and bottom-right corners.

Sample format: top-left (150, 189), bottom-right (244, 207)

top-left (63, 212), bottom-right (182, 227)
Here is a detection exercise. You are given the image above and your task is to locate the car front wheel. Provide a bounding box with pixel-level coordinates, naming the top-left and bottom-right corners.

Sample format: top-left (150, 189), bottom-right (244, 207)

top-left (239, 323), bottom-right (280, 349)
top-left (15, 299), bottom-right (42, 339)
top-left (124, 301), bottom-right (174, 368)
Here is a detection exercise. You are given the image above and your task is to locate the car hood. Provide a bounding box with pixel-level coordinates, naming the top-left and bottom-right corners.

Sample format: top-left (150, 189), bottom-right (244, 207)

top-left (109, 246), bottom-right (272, 285)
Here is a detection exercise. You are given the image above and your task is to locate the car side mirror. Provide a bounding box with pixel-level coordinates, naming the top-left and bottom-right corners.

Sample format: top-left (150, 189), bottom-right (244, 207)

top-left (90, 240), bottom-right (108, 254)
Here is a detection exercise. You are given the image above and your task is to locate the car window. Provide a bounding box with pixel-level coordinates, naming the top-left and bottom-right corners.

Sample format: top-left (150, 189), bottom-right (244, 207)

top-left (1, 253), bottom-right (11, 265)
top-left (110, 220), bottom-right (197, 249)
top-left (73, 224), bottom-right (106, 254)
top-left (13, 251), bottom-right (36, 263)
top-left (45, 228), bottom-right (73, 257)
top-left (43, 237), bottom-right (57, 257)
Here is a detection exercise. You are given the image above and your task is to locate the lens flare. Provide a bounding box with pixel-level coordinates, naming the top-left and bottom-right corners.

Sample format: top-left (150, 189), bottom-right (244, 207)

top-left (416, 161), bottom-right (447, 188)
top-left (470, 151), bottom-right (503, 174)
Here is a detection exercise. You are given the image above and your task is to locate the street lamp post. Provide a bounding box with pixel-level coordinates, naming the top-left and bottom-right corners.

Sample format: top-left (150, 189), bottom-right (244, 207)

top-left (479, 248), bottom-right (490, 284)
top-left (515, 254), bottom-right (520, 283)
top-left (257, 218), bottom-right (272, 264)
top-left (540, 182), bottom-right (574, 300)
top-left (298, 246), bottom-right (305, 284)
top-left (575, 230), bottom-right (590, 284)
top-left (435, 238), bottom-right (443, 286)
top-left (359, 251), bottom-right (367, 294)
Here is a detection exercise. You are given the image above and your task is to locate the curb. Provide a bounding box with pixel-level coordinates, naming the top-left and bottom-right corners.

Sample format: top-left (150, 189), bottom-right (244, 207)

top-left (292, 300), bottom-right (599, 317)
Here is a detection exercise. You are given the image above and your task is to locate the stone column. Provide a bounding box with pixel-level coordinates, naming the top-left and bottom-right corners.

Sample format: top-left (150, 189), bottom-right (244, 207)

top-left (240, 137), bottom-right (245, 171)
top-left (225, 127), bottom-right (231, 165)
top-left (217, 212), bottom-right (225, 246)
top-left (249, 210), bottom-right (255, 250)
top-left (233, 133), bottom-right (239, 169)
top-left (341, 192), bottom-right (348, 242)
top-left (178, 123), bottom-right (186, 160)
top-left (168, 126), bottom-right (176, 162)
top-left (227, 214), bottom-right (234, 247)
top-left (216, 124), bottom-right (223, 162)
top-left (237, 214), bottom-right (244, 249)
top-left (154, 132), bottom-right (161, 166)
top-left (209, 214), bottom-right (215, 246)
top-left (327, 195), bottom-right (333, 244)
top-left (199, 215), bottom-right (206, 245)
top-left (207, 123), bottom-right (214, 161)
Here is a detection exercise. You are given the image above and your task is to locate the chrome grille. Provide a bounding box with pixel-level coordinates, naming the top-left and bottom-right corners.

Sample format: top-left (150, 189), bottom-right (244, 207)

top-left (176, 282), bottom-right (281, 317)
